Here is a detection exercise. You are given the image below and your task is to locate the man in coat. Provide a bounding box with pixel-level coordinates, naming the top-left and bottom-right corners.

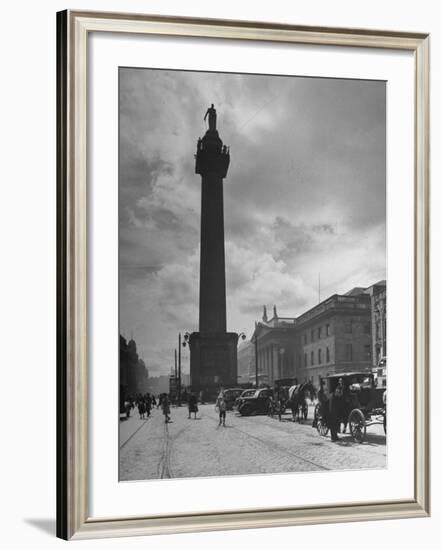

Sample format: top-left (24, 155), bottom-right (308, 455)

top-left (329, 384), bottom-right (344, 442)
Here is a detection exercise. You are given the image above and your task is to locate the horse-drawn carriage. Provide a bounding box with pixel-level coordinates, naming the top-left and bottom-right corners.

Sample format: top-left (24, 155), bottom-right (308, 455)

top-left (315, 372), bottom-right (386, 443)
top-left (285, 381), bottom-right (316, 422)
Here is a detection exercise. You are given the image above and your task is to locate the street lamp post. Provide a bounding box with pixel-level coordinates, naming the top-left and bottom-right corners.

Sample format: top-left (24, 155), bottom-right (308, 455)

top-left (174, 348), bottom-right (178, 403)
top-left (178, 333), bottom-right (182, 406)
top-left (181, 331), bottom-right (192, 401)
top-left (237, 332), bottom-right (247, 385)
top-left (254, 335), bottom-right (259, 388)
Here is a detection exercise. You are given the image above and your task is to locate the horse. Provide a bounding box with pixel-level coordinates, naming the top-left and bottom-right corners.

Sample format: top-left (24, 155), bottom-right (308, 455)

top-left (287, 382), bottom-right (317, 422)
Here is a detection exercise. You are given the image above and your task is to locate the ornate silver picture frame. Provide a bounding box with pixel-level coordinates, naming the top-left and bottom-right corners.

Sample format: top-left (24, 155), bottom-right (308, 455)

top-left (57, 10), bottom-right (430, 540)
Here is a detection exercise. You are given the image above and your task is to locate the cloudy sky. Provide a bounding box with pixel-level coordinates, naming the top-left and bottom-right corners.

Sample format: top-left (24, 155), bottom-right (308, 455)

top-left (119, 68), bottom-right (386, 377)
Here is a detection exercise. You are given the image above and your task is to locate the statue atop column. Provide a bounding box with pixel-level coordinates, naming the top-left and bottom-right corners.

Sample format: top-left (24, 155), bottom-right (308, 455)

top-left (204, 104), bottom-right (217, 131)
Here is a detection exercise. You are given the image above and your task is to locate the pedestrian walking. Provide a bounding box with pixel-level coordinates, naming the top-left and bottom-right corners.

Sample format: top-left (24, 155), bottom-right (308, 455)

top-left (314, 380), bottom-right (329, 429)
top-left (187, 392), bottom-right (198, 419)
top-left (161, 394), bottom-right (171, 423)
top-left (276, 392), bottom-right (285, 422)
top-left (145, 393), bottom-right (152, 417)
top-left (215, 392), bottom-right (227, 426)
top-left (329, 384), bottom-right (344, 442)
top-left (137, 399), bottom-right (145, 419)
top-left (267, 394), bottom-right (275, 418)
top-left (124, 399), bottom-right (131, 419)
top-left (338, 378), bottom-right (350, 433)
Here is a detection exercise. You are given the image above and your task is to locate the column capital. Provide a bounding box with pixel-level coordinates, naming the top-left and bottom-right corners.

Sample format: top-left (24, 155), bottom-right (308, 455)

top-left (195, 130), bottom-right (230, 178)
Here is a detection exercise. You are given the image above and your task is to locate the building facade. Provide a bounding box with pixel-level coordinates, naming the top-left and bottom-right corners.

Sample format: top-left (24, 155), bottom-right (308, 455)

top-left (296, 291), bottom-right (372, 385)
top-left (364, 280), bottom-right (387, 386)
top-left (119, 335), bottom-right (149, 411)
top-left (251, 306), bottom-right (298, 386)
top-left (251, 283), bottom-right (385, 388)
top-left (237, 340), bottom-right (255, 385)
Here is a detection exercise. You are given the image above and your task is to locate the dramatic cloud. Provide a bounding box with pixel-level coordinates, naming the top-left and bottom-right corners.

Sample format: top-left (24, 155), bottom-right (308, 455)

top-left (119, 68), bottom-right (386, 376)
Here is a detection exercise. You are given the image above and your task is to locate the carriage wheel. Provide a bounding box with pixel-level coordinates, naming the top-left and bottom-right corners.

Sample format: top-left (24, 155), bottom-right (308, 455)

top-left (383, 412), bottom-right (387, 434)
top-left (313, 404), bottom-right (320, 427)
top-left (317, 418), bottom-right (329, 437)
top-left (349, 409), bottom-right (366, 443)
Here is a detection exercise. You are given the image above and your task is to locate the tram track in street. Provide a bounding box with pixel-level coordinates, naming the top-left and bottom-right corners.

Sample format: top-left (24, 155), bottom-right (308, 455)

top-left (119, 418), bottom-right (150, 449)
top-left (206, 412), bottom-right (330, 472)
top-left (158, 420), bottom-right (194, 479)
top-left (158, 422), bottom-right (172, 479)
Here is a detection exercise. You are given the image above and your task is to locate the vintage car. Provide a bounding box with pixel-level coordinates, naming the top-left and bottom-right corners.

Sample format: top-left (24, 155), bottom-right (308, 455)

top-left (237, 387), bottom-right (274, 416)
top-left (222, 388), bottom-right (244, 410)
top-left (234, 388), bottom-right (256, 409)
top-left (315, 371), bottom-right (386, 442)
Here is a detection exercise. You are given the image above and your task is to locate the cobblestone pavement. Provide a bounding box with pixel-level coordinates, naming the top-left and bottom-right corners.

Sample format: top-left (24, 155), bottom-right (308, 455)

top-left (119, 403), bottom-right (386, 481)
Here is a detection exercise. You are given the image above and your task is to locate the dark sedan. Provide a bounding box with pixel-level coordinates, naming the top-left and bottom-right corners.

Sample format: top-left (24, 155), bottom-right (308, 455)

top-left (223, 388), bottom-right (244, 410)
top-left (237, 388), bottom-right (274, 416)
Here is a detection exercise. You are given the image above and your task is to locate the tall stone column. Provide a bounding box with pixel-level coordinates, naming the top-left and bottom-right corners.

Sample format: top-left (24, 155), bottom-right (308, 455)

top-left (189, 106), bottom-right (238, 397)
top-left (196, 128), bottom-right (229, 333)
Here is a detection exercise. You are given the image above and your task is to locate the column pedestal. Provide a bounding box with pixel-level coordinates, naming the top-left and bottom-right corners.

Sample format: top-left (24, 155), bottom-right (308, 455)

top-left (189, 331), bottom-right (239, 399)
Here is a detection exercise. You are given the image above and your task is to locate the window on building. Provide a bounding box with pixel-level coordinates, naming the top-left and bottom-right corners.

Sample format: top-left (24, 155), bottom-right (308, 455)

top-left (318, 348), bottom-right (322, 364)
top-left (304, 353), bottom-right (307, 367)
top-left (345, 343), bottom-right (353, 361)
top-left (326, 324), bottom-right (330, 336)
top-left (311, 351), bottom-right (314, 366)
top-left (364, 322), bottom-right (371, 334)
top-left (311, 329), bottom-right (314, 342)
top-left (304, 333), bottom-right (307, 345)
top-left (326, 346), bottom-right (330, 363)
top-left (364, 344), bottom-right (372, 360)
top-left (375, 322), bottom-right (380, 339)
top-left (317, 327), bottom-right (321, 339)
top-left (344, 319), bottom-right (353, 333)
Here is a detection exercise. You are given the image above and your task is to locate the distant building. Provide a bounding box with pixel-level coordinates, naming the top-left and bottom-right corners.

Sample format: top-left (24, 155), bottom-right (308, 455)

top-left (147, 375), bottom-right (172, 396)
top-left (364, 280), bottom-right (387, 386)
top-left (251, 305), bottom-right (298, 386)
top-left (119, 335), bottom-right (149, 411)
top-left (181, 373), bottom-right (191, 388)
top-left (364, 280), bottom-right (387, 367)
top-left (251, 283), bottom-right (386, 387)
top-left (237, 340), bottom-right (255, 385)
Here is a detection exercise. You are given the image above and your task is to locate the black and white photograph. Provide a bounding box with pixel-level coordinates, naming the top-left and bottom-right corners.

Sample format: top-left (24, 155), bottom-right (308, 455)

top-left (1, 0), bottom-right (437, 546)
top-left (118, 67), bottom-right (387, 481)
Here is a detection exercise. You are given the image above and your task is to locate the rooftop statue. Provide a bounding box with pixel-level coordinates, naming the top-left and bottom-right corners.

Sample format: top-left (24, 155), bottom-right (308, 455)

top-left (204, 104), bottom-right (217, 131)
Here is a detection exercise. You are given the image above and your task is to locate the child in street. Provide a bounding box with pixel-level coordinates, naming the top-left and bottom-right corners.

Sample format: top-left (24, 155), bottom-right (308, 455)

top-left (215, 392), bottom-right (227, 427)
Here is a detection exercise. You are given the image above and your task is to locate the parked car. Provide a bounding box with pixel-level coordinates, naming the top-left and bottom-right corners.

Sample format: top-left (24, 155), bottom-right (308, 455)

top-left (237, 388), bottom-right (274, 416)
top-left (222, 388), bottom-right (244, 410)
top-left (234, 388), bottom-right (256, 409)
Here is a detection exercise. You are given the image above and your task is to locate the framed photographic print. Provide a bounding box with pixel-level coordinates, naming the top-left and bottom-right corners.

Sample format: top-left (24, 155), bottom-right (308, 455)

top-left (57, 10), bottom-right (430, 540)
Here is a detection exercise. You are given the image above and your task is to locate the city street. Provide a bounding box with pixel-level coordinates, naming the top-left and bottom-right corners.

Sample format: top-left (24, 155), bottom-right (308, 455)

top-left (119, 404), bottom-right (386, 481)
